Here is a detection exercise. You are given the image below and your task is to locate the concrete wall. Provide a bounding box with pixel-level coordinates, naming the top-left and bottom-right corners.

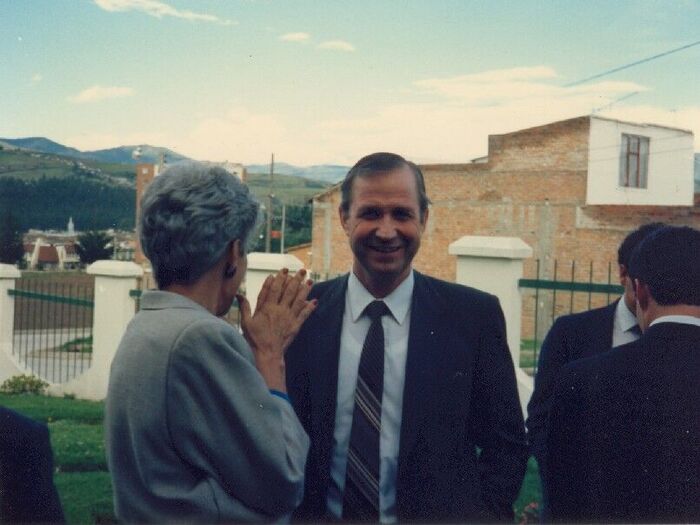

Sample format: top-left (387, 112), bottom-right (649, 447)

top-left (587, 116), bottom-right (695, 206)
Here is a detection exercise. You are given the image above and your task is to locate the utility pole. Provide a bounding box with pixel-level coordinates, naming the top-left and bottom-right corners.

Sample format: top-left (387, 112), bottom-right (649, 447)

top-left (265, 153), bottom-right (274, 253)
top-left (280, 204), bottom-right (286, 254)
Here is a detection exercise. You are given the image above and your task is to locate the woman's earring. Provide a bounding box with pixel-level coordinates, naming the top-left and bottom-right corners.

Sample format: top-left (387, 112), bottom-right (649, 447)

top-left (224, 265), bottom-right (237, 279)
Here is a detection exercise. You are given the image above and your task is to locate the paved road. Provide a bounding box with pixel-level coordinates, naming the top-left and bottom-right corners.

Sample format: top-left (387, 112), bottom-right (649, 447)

top-left (10, 328), bottom-right (92, 384)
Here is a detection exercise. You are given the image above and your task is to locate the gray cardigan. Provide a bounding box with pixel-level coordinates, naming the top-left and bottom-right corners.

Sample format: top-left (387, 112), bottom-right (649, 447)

top-left (105, 291), bottom-right (309, 523)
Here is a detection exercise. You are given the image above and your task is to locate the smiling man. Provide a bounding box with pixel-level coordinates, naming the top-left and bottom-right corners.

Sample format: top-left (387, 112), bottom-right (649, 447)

top-left (286, 152), bottom-right (527, 523)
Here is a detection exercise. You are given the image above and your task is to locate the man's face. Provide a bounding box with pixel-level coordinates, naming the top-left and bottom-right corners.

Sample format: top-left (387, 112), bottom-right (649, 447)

top-left (340, 165), bottom-right (427, 296)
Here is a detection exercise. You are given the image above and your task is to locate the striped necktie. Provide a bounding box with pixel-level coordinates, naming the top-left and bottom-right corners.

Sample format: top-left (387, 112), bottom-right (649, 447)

top-left (343, 300), bottom-right (389, 521)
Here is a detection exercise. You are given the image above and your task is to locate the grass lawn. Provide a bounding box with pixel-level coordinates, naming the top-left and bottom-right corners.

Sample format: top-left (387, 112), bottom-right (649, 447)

top-left (1, 393), bottom-right (542, 523)
top-left (0, 393), bottom-right (113, 524)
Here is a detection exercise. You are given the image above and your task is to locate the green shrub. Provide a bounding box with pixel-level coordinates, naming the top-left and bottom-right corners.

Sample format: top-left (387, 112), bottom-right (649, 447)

top-left (0, 374), bottom-right (49, 395)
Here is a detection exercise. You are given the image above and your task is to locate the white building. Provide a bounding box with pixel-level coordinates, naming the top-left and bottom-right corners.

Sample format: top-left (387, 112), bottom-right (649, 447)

top-left (586, 116), bottom-right (695, 206)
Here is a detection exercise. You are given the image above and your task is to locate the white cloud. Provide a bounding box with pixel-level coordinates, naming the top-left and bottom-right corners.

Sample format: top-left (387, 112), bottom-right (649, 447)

top-left (175, 108), bottom-right (289, 164)
top-left (93, 0), bottom-right (235, 25)
top-left (279, 32), bottom-right (310, 42)
top-left (30, 73), bottom-right (42, 85)
top-left (414, 67), bottom-right (647, 105)
top-left (318, 40), bottom-right (355, 52)
top-left (68, 85), bottom-right (135, 104)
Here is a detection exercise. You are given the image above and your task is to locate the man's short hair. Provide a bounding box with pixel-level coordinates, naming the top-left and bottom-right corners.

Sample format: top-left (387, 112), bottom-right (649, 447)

top-left (627, 225), bottom-right (700, 306)
top-left (340, 152), bottom-right (431, 220)
top-left (617, 222), bottom-right (666, 267)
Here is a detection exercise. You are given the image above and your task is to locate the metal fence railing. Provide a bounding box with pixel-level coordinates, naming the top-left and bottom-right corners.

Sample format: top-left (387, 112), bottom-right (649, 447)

top-left (9, 279), bottom-right (94, 384)
top-left (519, 260), bottom-right (624, 376)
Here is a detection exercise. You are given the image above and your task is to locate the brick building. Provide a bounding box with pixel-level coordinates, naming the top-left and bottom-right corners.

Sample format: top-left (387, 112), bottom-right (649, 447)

top-left (307, 115), bottom-right (698, 338)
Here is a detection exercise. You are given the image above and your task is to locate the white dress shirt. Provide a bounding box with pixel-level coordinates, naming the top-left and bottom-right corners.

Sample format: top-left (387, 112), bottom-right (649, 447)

top-left (326, 271), bottom-right (414, 523)
top-left (612, 297), bottom-right (641, 348)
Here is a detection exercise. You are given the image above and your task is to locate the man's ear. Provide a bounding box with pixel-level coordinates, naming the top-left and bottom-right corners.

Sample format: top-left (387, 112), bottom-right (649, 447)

top-left (339, 206), bottom-right (350, 235)
top-left (618, 264), bottom-right (628, 286)
top-left (420, 207), bottom-right (430, 230)
top-left (635, 278), bottom-right (650, 311)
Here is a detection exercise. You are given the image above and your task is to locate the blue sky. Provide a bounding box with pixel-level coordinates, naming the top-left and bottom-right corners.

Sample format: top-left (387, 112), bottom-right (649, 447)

top-left (1, 0), bottom-right (699, 164)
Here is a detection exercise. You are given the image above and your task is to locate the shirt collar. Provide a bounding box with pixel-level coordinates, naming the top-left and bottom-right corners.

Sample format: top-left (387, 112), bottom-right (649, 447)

top-left (615, 296), bottom-right (639, 333)
top-left (139, 289), bottom-right (209, 312)
top-left (650, 315), bottom-right (700, 328)
top-left (347, 270), bottom-right (414, 325)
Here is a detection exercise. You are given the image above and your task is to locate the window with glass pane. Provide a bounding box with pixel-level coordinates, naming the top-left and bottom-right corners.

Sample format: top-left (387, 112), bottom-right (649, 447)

top-left (619, 134), bottom-right (649, 188)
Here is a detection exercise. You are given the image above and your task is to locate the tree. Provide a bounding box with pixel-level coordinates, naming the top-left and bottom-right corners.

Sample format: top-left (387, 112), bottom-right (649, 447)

top-left (76, 230), bottom-right (112, 265)
top-left (0, 210), bottom-right (25, 266)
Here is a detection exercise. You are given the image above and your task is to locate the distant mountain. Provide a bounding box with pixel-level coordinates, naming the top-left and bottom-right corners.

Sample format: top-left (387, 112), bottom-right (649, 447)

top-left (246, 162), bottom-right (348, 184)
top-left (84, 144), bottom-right (190, 165)
top-left (0, 137), bottom-right (189, 165)
top-left (0, 137), bottom-right (84, 158)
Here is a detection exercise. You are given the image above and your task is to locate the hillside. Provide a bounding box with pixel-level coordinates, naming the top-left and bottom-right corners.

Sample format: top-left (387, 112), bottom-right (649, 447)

top-left (0, 148), bottom-right (134, 186)
top-left (1, 137), bottom-right (350, 182)
top-left (0, 146), bottom-right (331, 233)
top-left (0, 137), bottom-right (188, 166)
top-left (245, 172), bottom-right (330, 205)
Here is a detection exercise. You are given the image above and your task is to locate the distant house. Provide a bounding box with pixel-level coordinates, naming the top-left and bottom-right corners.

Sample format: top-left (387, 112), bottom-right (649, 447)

top-left (25, 238), bottom-right (80, 270)
top-left (36, 245), bottom-right (59, 270)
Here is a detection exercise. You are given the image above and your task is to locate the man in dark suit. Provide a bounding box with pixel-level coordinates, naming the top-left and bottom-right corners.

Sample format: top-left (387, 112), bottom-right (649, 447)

top-left (286, 152), bottom-right (527, 522)
top-left (0, 406), bottom-right (65, 523)
top-left (526, 222), bottom-right (664, 512)
top-left (546, 225), bottom-right (700, 522)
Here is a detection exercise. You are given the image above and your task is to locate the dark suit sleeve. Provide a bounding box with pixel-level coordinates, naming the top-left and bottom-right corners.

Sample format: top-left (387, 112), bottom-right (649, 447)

top-left (0, 408), bottom-right (65, 524)
top-left (545, 365), bottom-right (597, 522)
top-left (286, 324), bottom-right (311, 433)
top-left (526, 317), bottom-right (573, 481)
top-left (470, 297), bottom-right (528, 521)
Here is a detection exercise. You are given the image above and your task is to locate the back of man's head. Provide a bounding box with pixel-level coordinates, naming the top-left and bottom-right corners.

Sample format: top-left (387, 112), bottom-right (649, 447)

top-left (617, 222), bottom-right (666, 267)
top-left (628, 226), bottom-right (700, 306)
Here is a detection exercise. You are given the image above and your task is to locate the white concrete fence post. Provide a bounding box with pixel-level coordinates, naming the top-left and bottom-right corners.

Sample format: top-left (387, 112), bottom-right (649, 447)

top-left (245, 253), bottom-right (305, 313)
top-left (0, 264), bottom-right (24, 384)
top-left (50, 260), bottom-right (143, 400)
top-left (448, 236), bottom-right (534, 417)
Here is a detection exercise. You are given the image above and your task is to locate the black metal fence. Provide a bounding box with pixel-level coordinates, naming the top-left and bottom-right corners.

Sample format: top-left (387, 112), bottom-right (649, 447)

top-left (519, 260), bottom-right (624, 375)
top-left (9, 279), bottom-right (94, 383)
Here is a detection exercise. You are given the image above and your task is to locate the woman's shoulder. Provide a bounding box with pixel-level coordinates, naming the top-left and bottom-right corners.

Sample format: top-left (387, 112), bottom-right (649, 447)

top-left (171, 312), bottom-right (252, 362)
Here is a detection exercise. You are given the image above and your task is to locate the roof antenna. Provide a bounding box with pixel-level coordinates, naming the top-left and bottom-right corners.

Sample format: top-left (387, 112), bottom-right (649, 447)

top-left (592, 91), bottom-right (639, 114)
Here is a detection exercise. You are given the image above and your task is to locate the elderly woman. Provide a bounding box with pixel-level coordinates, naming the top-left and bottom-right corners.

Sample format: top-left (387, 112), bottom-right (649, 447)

top-left (105, 163), bottom-right (315, 523)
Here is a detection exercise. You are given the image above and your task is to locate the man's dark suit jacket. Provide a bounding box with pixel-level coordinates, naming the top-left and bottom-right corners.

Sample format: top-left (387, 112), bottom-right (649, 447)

top-left (526, 301), bottom-right (618, 481)
top-left (0, 406), bottom-right (65, 523)
top-left (286, 272), bottom-right (528, 522)
top-left (546, 321), bottom-right (700, 523)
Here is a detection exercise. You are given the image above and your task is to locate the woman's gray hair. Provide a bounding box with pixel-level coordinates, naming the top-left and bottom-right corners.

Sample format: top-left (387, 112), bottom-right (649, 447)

top-left (139, 162), bottom-right (260, 289)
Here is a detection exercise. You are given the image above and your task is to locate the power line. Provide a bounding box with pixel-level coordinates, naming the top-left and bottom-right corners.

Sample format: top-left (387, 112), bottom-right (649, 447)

top-left (565, 39), bottom-right (700, 87)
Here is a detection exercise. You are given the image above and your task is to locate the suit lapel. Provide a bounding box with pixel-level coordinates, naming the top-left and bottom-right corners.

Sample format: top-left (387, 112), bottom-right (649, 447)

top-left (308, 276), bottom-right (348, 472)
top-left (397, 272), bottom-right (446, 470)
